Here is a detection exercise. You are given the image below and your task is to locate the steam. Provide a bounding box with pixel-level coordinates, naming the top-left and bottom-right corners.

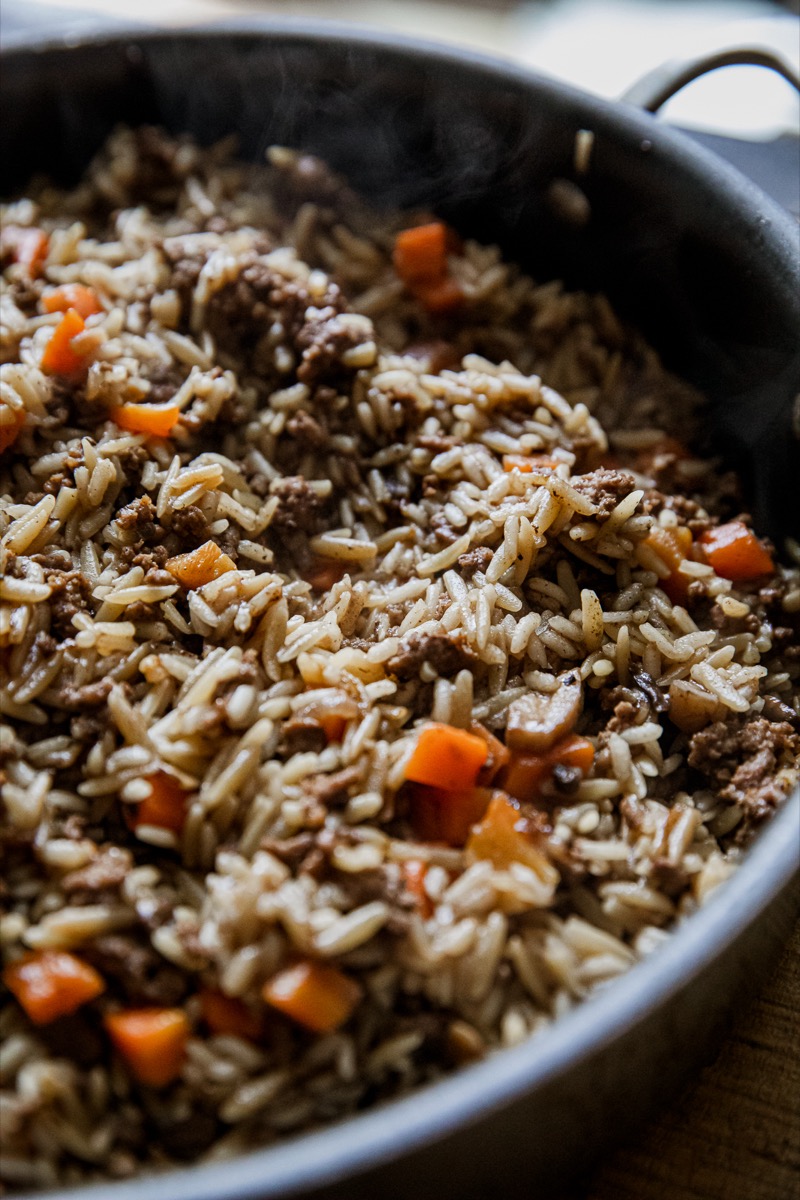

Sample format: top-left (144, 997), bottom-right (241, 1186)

top-left (2, 29), bottom-right (797, 540)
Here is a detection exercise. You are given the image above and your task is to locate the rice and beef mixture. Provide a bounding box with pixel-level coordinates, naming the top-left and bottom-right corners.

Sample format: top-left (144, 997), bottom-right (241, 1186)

top-left (1, 128), bottom-right (798, 1190)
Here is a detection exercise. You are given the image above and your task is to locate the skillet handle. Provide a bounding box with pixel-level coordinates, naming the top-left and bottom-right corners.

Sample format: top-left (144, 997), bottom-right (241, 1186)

top-left (622, 47), bottom-right (800, 112)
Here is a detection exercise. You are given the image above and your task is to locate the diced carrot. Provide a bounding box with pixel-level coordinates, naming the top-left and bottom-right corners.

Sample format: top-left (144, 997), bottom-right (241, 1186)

top-left (465, 792), bottom-right (557, 877)
top-left (404, 722), bottom-right (489, 791)
top-left (502, 454), bottom-right (559, 473)
top-left (502, 734), bottom-right (595, 805)
top-left (393, 222), bottom-right (449, 285)
top-left (411, 275), bottom-right (464, 316)
top-left (699, 521), bottom-right (774, 581)
top-left (199, 988), bottom-right (264, 1042)
top-left (408, 783), bottom-right (494, 846)
top-left (643, 524), bottom-right (693, 603)
top-left (263, 960), bottom-right (362, 1034)
top-left (3, 951), bottom-right (105, 1025)
top-left (166, 540), bottom-right (236, 590)
top-left (303, 557), bottom-right (348, 591)
top-left (40, 309), bottom-right (90, 376)
top-left (392, 223), bottom-right (464, 314)
top-left (0, 409), bottom-right (26, 454)
top-left (42, 284), bottom-right (103, 319)
top-left (104, 1007), bottom-right (189, 1087)
top-left (113, 401), bottom-right (181, 438)
top-left (400, 860), bottom-right (434, 918)
top-left (1, 225), bottom-right (49, 275)
top-left (502, 752), bottom-right (551, 802)
top-left (471, 723), bottom-right (511, 786)
top-left (133, 771), bottom-right (189, 835)
top-left (554, 734), bottom-right (595, 775)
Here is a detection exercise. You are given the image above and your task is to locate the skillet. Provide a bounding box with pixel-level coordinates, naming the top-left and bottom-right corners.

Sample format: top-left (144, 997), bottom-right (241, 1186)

top-left (1, 23), bottom-right (798, 1199)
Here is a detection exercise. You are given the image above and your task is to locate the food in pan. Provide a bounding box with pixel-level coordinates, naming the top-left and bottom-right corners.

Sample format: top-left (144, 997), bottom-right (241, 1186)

top-left (1, 128), bottom-right (798, 1188)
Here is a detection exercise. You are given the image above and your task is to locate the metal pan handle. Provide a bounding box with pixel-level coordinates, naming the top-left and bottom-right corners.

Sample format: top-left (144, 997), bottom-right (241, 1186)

top-left (622, 47), bottom-right (800, 112)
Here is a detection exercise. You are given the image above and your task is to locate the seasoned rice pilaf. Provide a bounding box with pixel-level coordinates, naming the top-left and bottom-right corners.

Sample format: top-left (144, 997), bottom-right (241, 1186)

top-left (1, 128), bottom-right (798, 1190)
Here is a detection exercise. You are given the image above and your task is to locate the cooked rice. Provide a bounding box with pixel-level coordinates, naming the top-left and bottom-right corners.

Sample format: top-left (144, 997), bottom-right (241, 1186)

top-left (1, 127), bottom-right (798, 1189)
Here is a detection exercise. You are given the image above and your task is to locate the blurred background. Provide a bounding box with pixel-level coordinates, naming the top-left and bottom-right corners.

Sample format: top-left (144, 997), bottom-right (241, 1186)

top-left (2, 0), bottom-right (799, 213)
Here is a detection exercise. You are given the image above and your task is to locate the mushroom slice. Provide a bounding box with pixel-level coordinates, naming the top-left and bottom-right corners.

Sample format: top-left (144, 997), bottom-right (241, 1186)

top-left (506, 671), bottom-right (582, 752)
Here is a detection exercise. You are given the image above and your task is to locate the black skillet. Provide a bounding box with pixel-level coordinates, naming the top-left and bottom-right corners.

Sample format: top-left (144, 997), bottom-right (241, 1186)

top-left (2, 22), bottom-right (798, 1200)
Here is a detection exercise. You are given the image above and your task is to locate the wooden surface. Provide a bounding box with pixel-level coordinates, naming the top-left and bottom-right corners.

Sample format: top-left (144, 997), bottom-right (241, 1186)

top-left (580, 920), bottom-right (800, 1200)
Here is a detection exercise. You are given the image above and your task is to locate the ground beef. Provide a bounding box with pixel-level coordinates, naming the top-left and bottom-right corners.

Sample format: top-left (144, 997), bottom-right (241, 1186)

top-left (280, 716), bottom-right (327, 756)
top-left (429, 512), bottom-right (461, 546)
top-left (118, 545), bottom-right (170, 573)
top-left (456, 545), bottom-right (494, 578)
top-left (61, 845), bottom-right (133, 894)
top-left (70, 711), bottom-right (112, 743)
top-left (688, 717), bottom-right (799, 821)
top-left (84, 934), bottom-right (188, 1005)
top-left (642, 489), bottom-right (714, 536)
top-left (38, 442), bottom-right (84, 496)
top-left (416, 433), bottom-right (458, 453)
top-left (54, 676), bottom-right (113, 712)
top-left (24, 631), bottom-right (58, 673)
top-left (216, 523), bottom-right (242, 559)
top-left (339, 866), bottom-right (415, 935)
top-left (260, 832), bottom-right (317, 867)
top-left (710, 603), bottom-right (761, 636)
top-left (600, 683), bottom-right (652, 724)
top-left (45, 569), bottom-right (92, 638)
top-left (205, 256), bottom-right (352, 386)
top-left (286, 408), bottom-right (328, 451)
top-left (143, 360), bottom-right (186, 406)
top-left (168, 504), bottom-right (211, 546)
top-left (606, 700), bottom-right (639, 734)
top-left (163, 250), bottom-right (206, 315)
top-left (4, 273), bottom-right (39, 314)
top-left (304, 765), bottom-right (362, 808)
top-left (204, 255), bottom-right (284, 359)
top-left (382, 477), bottom-right (411, 517)
top-left (269, 151), bottom-right (361, 214)
top-left (37, 1012), bottom-right (105, 1068)
top-left (772, 625), bottom-right (799, 651)
top-left (30, 550), bottom-right (73, 571)
top-left (141, 567), bottom-right (174, 588)
top-left (387, 631), bottom-right (477, 681)
top-left (269, 476), bottom-right (325, 536)
top-left (571, 467), bottom-right (638, 517)
top-left (125, 126), bottom-right (189, 202)
top-left (116, 494), bottom-right (158, 536)
top-left (295, 306), bottom-right (366, 388)
top-left (23, 488), bottom-right (48, 507)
